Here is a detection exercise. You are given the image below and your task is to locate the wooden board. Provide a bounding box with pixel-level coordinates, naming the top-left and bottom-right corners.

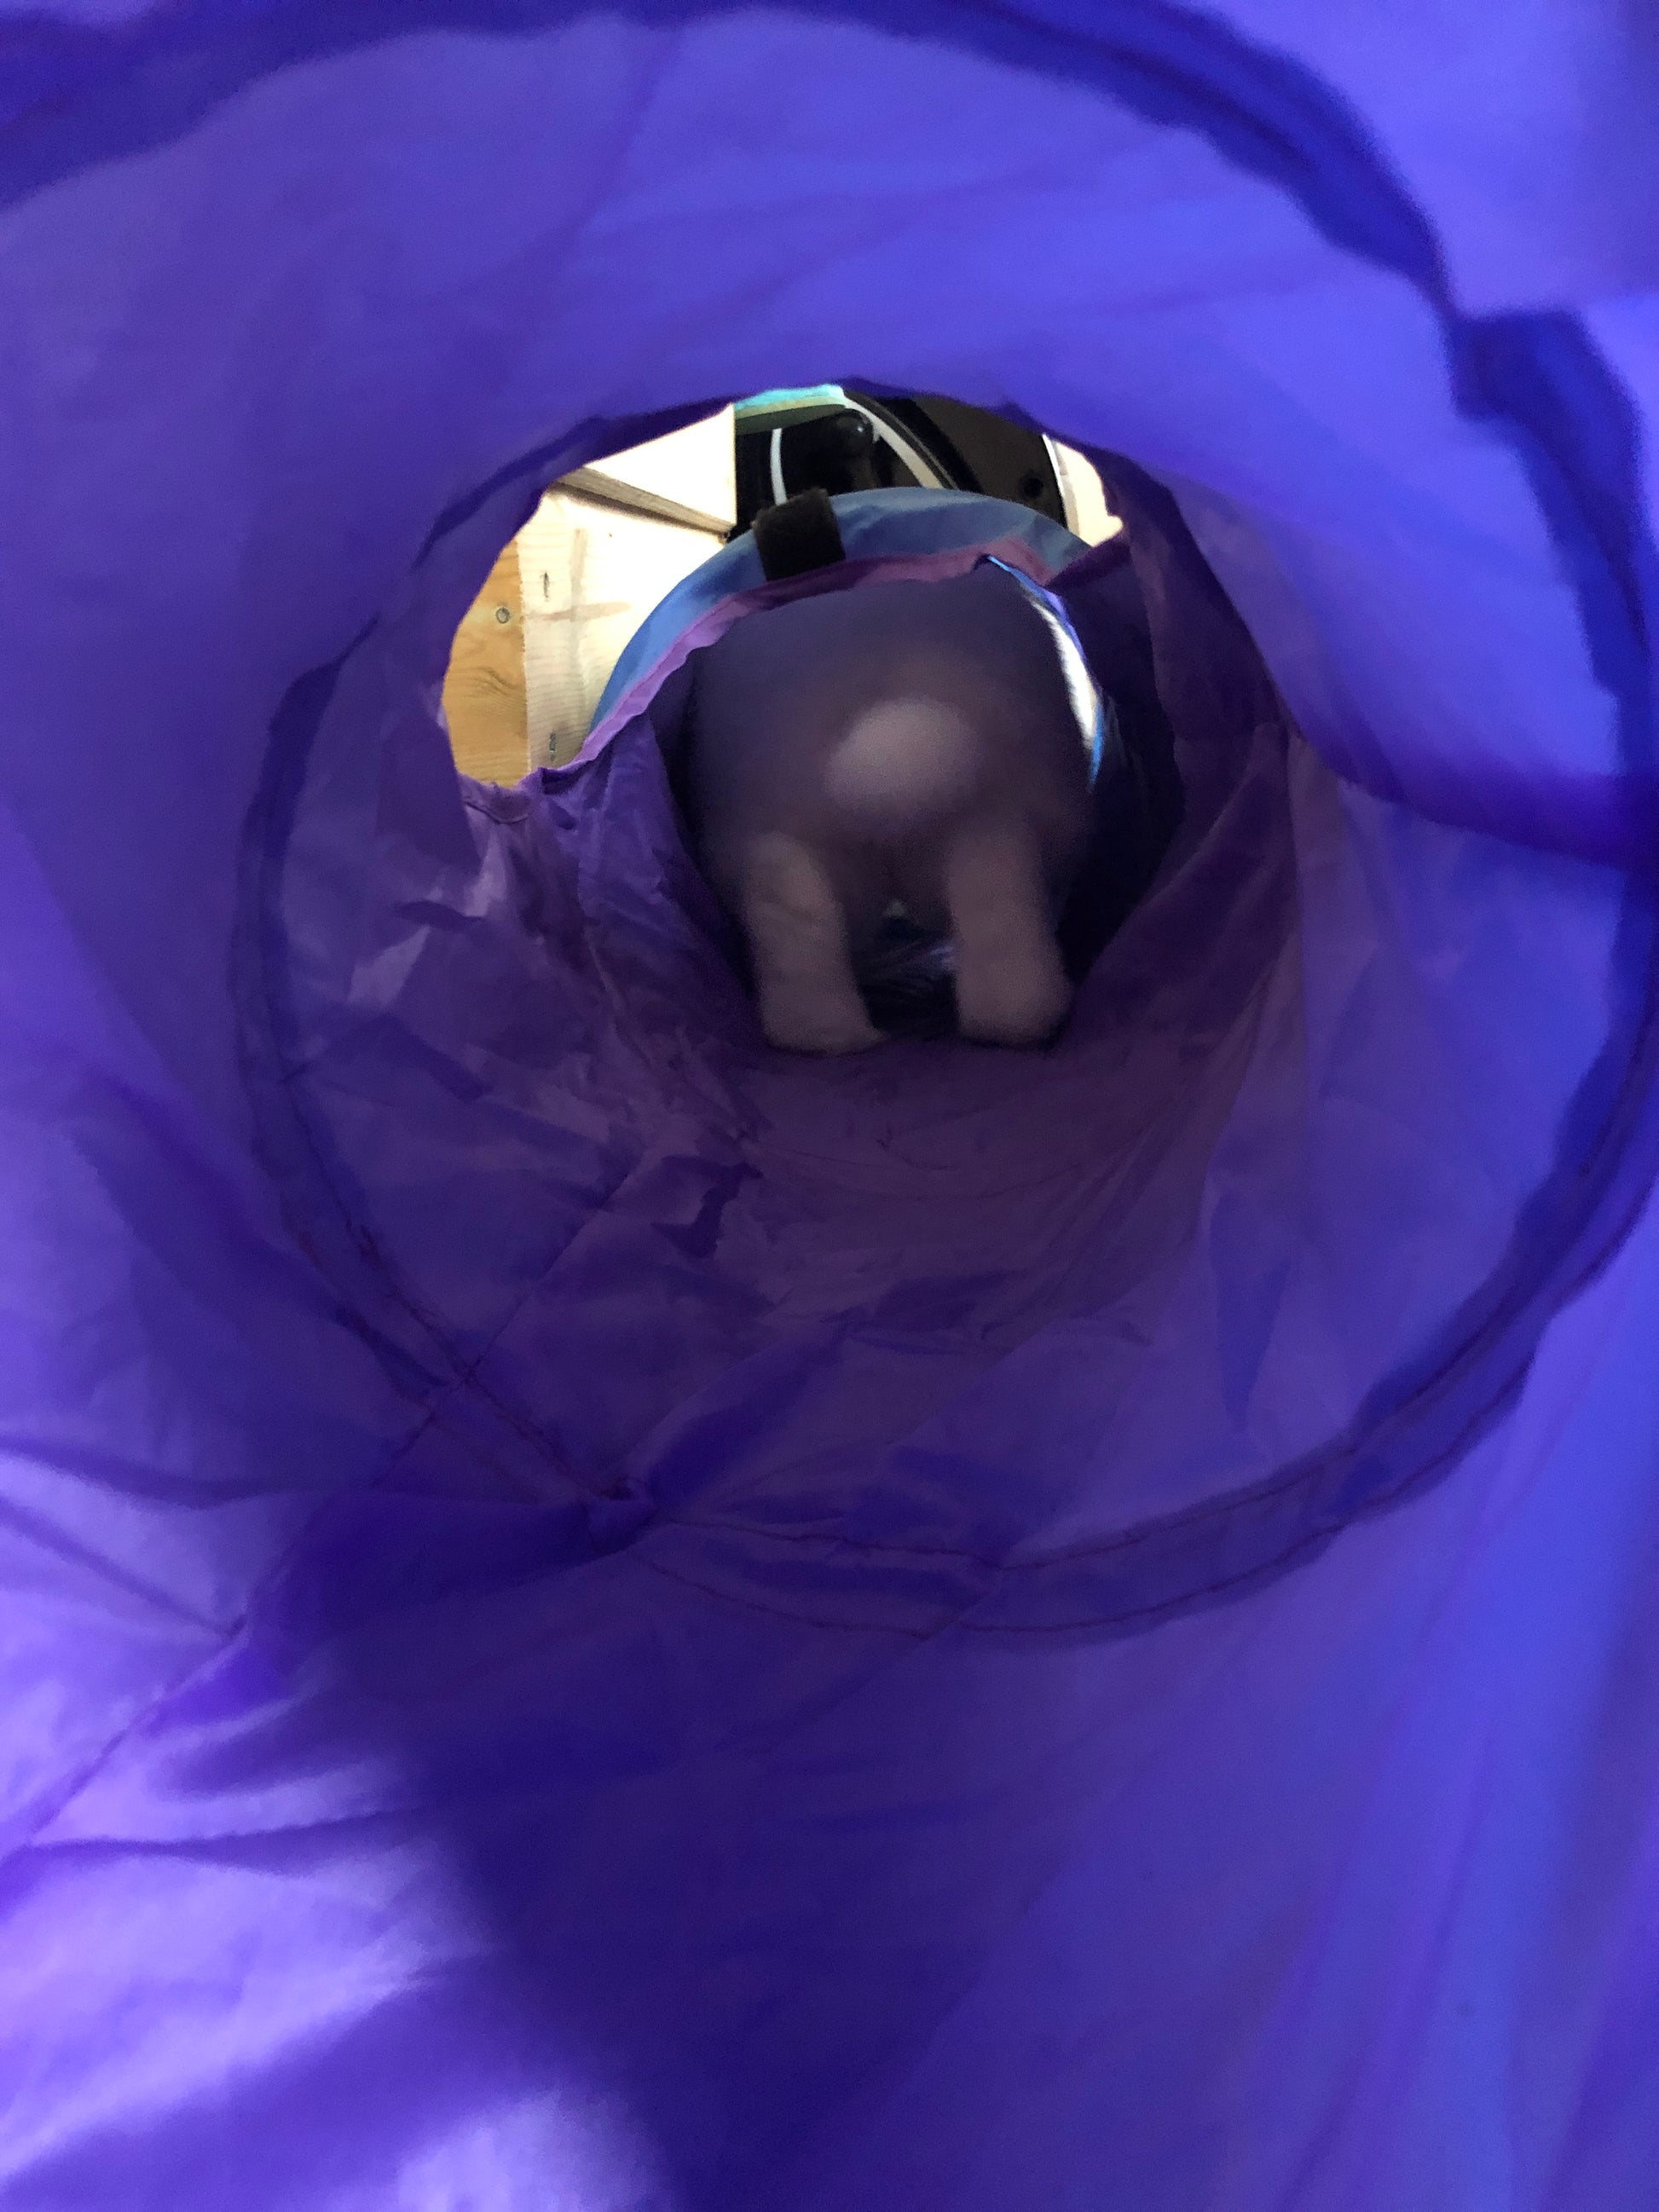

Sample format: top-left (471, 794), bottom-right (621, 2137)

top-left (1049, 440), bottom-right (1122, 545)
top-left (580, 408), bottom-right (736, 530)
top-left (517, 492), bottom-right (725, 765)
top-left (440, 409), bottom-right (737, 783)
top-left (441, 539), bottom-right (528, 783)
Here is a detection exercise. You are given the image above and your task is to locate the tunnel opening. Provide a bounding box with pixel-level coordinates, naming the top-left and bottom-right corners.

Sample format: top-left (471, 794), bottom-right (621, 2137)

top-left (436, 394), bottom-right (1123, 785)
top-left (438, 391), bottom-right (1181, 1046)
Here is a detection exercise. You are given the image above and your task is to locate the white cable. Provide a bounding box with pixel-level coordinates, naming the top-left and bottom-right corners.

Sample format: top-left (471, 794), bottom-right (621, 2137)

top-left (853, 405), bottom-right (943, 489)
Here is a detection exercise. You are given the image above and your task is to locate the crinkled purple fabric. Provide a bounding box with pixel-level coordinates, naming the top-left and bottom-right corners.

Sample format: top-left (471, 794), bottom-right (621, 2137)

top-left (2, 5), bottom-right (1657, 2209)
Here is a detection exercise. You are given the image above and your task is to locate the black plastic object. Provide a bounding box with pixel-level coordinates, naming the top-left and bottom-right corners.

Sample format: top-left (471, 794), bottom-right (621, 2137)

top-left (882, 396), bottom-right (1068, 527)
top-left (733, 390), bottom-right (1066, 533)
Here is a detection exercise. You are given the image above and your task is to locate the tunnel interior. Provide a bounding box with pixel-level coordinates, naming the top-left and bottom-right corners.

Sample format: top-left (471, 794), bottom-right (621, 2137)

top-left (4, 9), bottom-right (1657, 2208)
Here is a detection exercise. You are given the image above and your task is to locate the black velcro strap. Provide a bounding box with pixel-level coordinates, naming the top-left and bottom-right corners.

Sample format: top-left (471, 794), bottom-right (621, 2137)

top-left (751, 488), bottom-right (846, 580)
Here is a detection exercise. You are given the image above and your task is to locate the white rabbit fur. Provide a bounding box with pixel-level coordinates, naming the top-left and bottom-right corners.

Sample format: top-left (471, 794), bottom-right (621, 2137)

top-left (685, 563), bottom-right (1092, 1054)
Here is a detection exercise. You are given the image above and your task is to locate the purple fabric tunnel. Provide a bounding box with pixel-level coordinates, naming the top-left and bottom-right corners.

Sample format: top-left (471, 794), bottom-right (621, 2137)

top-left (2, 4), bottom-right (1657, 2206)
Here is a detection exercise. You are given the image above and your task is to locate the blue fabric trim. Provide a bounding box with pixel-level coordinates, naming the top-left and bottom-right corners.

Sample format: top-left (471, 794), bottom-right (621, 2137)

top-left (588, 488), bottom-right (1085, 731)
top-left (978, 552), bottom-right (1113, 783)
top-left (734, 384), bottom-right (849, 416)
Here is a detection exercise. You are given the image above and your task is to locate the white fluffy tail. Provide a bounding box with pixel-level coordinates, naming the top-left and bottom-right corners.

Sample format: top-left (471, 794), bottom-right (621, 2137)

top-left (821, 698), bottom-right (982, 837)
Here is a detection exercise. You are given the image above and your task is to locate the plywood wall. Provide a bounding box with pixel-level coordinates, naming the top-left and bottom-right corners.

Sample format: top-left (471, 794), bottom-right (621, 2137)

top-left (517, 494), bottom-right (730, 765)
top-left (441, 539), bottom-right (528, 783)
top-left (442, 410), bottom-right (736, 784)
